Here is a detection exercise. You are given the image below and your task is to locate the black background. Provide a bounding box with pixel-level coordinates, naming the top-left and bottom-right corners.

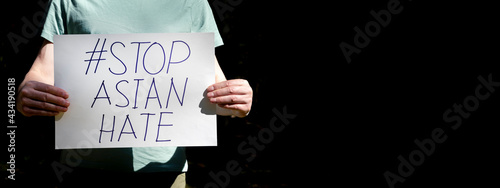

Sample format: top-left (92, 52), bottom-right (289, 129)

top-left (2, 0), bottom-right (499, 187)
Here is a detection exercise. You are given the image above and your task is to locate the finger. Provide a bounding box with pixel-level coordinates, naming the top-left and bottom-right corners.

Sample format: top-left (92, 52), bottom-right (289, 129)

top-left (21, 105), bottom-right (60, 117)
top-left (207, 79), bottom-right (249, 92)
top-left (210, 94), bottom-right (249, 104)
top-left (207, 87), bottom-right (237, 98)
top-left (207, 85), bottom-right (251, 98)
top-left (22, 97), bottom-right (68, 113)
top-left (218, 104), bottom-right (250, 117)
top-left (22, 87), bottom-right (70, 108)
top-left (30, 81), bottom-right (69, 99)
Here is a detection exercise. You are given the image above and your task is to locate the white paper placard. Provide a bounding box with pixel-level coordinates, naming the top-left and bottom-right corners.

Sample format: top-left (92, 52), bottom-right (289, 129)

top-left (54, 33), bottom-right (216, 149)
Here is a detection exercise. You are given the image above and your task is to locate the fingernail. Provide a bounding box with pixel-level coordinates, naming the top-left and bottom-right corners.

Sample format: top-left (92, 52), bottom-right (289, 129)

top-left (208, 86), bottom-right (214, 91)
top-left (62, 91), bottom-right (69, 99)
top-left (207, 92), bottom-right (214, 97)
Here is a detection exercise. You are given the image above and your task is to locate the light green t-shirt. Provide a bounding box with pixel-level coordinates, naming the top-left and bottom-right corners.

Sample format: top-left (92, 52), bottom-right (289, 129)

top-left (42, 0), bottom-right (223, 172)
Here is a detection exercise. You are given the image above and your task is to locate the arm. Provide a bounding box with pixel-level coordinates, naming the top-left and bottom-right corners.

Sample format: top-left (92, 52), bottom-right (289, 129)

top-left (17, 40), bottom-right (70, 117)
top-left (207, 56), bottom-right (253, 118)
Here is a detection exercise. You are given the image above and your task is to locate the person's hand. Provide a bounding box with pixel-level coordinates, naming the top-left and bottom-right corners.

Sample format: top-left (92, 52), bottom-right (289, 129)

top-left (207, 79), bottom-right (253, 117)
top-left (17, 81), bottom-right (70, 117)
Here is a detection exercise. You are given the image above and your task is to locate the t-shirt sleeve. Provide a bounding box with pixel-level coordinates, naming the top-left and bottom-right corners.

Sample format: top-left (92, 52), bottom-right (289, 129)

top-left (191, 0), bottom-right (224, 47)
top-left (40, 0), bottom-right (65, 42)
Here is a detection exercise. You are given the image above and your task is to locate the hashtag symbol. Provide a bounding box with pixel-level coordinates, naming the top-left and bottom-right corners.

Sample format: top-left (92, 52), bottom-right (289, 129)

top-left (84, 38), bottom-right (107, 75)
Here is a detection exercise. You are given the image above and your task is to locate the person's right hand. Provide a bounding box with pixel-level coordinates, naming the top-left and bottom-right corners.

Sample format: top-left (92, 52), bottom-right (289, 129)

top-left (17, 81), bottom-right (70, 117)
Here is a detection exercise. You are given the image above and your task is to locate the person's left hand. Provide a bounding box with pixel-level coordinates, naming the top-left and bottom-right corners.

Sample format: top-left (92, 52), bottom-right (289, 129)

top-left (206, 79), bottom-right (253, 117)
